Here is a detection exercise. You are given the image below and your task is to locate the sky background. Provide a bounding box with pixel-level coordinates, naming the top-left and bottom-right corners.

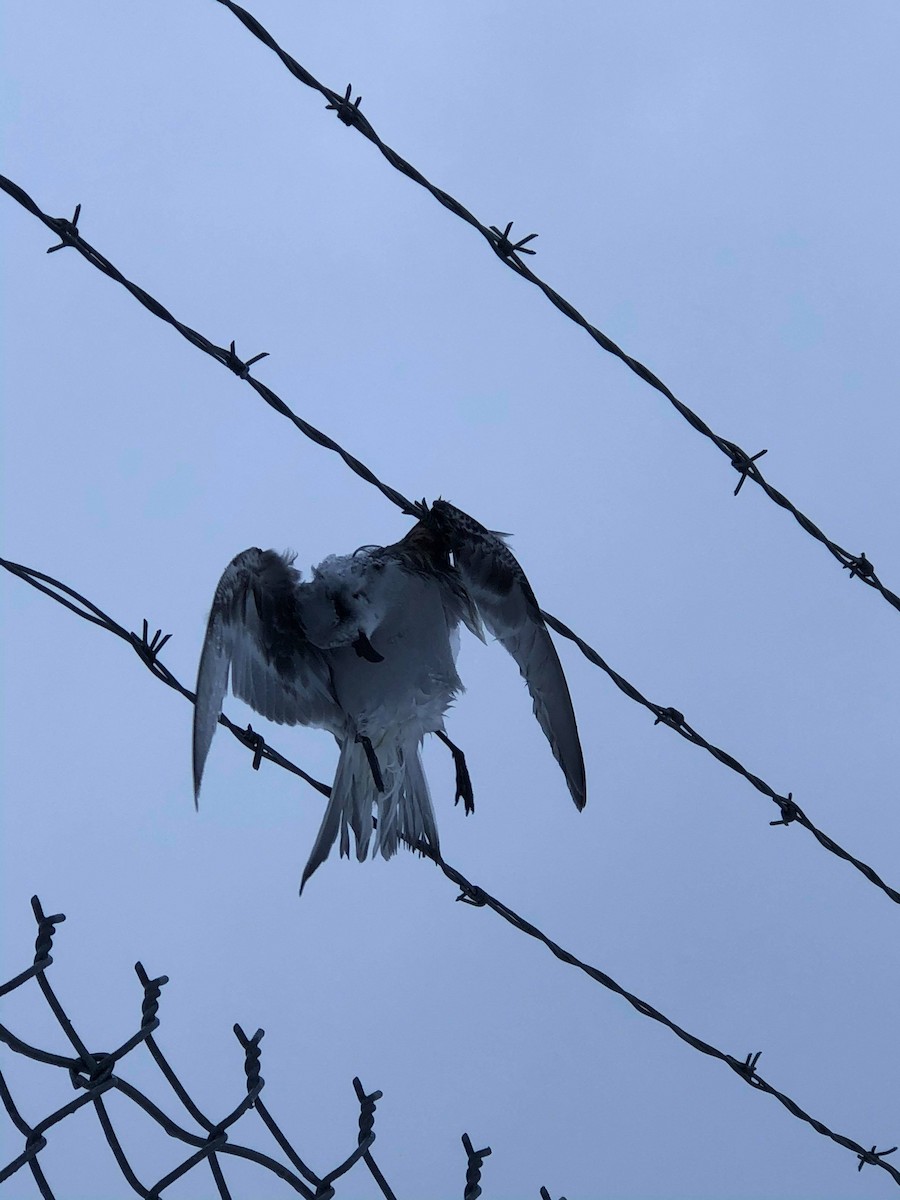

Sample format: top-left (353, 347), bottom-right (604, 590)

top-left (2, 2), bottom-right (900, 1197)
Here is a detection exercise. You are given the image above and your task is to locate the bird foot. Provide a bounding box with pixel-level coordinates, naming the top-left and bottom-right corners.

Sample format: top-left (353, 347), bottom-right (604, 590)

top-left (356, 734), bottom-right (384, 792)
top-left (436, 730), bottom-right (475, 814)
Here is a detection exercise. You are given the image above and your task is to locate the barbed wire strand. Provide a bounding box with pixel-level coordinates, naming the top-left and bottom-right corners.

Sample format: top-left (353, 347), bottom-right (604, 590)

top-left (538, 609), bottom-right (900, 902)
top-left (0, 897), bottom-right (507, 1198)
top-left (427, 852), bottom-right (900, 1187)
top-left (3, 525), bottom-right (899, 914)
top-left (206, 0), bottom-right (900, 619)
top-left (0, 180), bottom-right (898, 907)
top-left (0, 176), bottom-right (416, 519)
top-left (0, 555), bottom-right (330, 799)
top-left (0, 565), bottom-right (898, 1188)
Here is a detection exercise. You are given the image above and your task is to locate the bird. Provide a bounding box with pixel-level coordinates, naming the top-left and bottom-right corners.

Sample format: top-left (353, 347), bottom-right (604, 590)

top-left (193, 499), bottom-right (586, 891)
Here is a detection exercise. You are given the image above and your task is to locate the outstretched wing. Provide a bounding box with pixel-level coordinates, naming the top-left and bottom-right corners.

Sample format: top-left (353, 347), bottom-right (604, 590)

top-left (428, 500), bottom-right (586, 810)
top-left (193, 548), bottom-right (337, 803)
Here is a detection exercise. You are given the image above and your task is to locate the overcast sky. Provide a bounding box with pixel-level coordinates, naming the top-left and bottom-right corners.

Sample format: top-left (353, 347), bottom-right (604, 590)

top-left (2, 3), bottom-right (900, 1198)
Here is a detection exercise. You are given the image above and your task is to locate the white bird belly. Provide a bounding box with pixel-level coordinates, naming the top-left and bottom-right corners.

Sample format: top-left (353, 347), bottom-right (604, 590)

top-left (328, 571), bottom-right (461, 738)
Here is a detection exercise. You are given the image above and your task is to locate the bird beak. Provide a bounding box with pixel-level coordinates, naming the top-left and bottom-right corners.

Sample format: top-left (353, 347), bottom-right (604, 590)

top-left (352, 631), bottom-right (384, 662)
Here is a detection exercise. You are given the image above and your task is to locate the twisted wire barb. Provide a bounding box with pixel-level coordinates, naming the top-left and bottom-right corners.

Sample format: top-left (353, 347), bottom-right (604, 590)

top-left (209, 0), bottom-right (900, 619)
top-left (1, 565), bottom-right (898, 1187)
top-left (0, 180), bottom-right (897, 904)
top-left (1, 899), bottom-right (507, 1198)
top-left (462, 1132), bottom-right (492, 1200)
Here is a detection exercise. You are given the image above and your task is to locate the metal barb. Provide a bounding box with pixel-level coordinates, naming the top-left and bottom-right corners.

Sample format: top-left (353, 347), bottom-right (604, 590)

top-left (225, 339), bottom-right (269, 379)
top-left (843, 552), bottom-right (874, 581)
top-left (352, 1077), bottom-right (383, 1144)
top-left (326, 83), bottom-right (363, 126)
top-left (30, 896), bottom-right (65, 966)
top-left (489, 220), bottom-right (538, 259)
top-left (243, 724), bottom-right (266, 770)
top-left (738, 1050), bottom-right (762, 1079)
top-left (858, 1144), bottom-right (898, 1172)
top-left (729, 446), bottom-right (768, 495)
top-left (237, 724), bottom-right (267, 771)
top-left (134, 961), bottom-right (169, 1028)
top-left (46, 202), bottom-right (81, 253)
top-left (769, 792), bottom-right (799, 827)
top-left (653, 706), bottom-right (685, 729)
top-left (132, 618), bottom-right (172, 666)
top-left (234, 1023), bottom-right (265, 1096)
top-left (462, 1132), bottom-right (492, 1200)
top-left (456, 884), bottom-right (487, 907)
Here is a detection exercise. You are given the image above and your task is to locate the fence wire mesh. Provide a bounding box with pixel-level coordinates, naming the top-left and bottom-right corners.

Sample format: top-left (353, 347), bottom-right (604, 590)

top-left (0, 897), bottom-right (515, 1199)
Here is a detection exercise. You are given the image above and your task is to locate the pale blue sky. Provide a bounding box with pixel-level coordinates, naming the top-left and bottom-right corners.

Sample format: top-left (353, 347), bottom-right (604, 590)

top-left (2, 3), bottom-right (900, 1197)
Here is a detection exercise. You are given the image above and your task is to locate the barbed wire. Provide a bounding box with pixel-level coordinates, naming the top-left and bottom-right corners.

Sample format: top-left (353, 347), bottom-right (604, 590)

top-left (537, 609), bottom-right (900, 903)
top-left (0, 556), bottom-right (330, 799)
top-left (0, 178), bottom-right (416, 519)
top-left (204, 0), bottom-right (900, 620)
top-left (0, 562), bottom-right (898, 1189)
top-left (0, 896), bottom-right (519, 1198)
top-left (1, 179), bottom-right (898, 910)
top-left (3, 504), bottom-right (900, 915)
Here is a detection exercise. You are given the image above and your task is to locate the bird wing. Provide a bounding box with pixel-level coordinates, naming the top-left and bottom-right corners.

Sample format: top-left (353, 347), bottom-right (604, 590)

top-left (429, 501), bottom-right (586, 809)
top-left (193, 548), bottom-right (337, 802)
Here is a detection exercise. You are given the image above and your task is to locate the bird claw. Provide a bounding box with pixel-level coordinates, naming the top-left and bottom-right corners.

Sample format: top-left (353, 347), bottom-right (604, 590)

top-left (436, 731), bottom-right (475, 814)
top-left (356, 733), bottom-right (385, 792)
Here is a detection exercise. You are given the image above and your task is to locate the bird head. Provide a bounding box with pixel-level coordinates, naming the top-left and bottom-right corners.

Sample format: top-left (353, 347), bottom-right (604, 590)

top-left (300, 553), bottom-right (390, 656)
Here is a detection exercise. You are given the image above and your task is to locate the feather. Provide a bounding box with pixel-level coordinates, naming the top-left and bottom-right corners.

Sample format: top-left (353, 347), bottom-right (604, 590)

top-left (428, 501), bottom-right (586, 809)
top-left (193, 548), bottom-right (337, 803)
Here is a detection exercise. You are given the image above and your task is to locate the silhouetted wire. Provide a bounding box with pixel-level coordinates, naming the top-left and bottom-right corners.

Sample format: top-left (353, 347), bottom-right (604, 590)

top-left (0, 177), bottom-right (416, 519)
top-left (3, 519), bottom-right (899, 913)
top-left (424, 851), bottom-right (899, 1186)
top-left (538, 609), bottom-right (900, 902)
top-left (0, 555), bottom-right (329, 799)
top-left (0, 566), bottom-right (898, 1188)
top-left (0, 898), bottom-right (501, 1198)
top-left (207, 0), bottom-right (900, 619)
top-left (0, 179), bottom-right (897, 906)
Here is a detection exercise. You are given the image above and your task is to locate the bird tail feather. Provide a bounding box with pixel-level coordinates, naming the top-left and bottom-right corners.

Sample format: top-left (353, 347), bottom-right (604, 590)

top-left (300, 734), bottom-right (438, 892)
